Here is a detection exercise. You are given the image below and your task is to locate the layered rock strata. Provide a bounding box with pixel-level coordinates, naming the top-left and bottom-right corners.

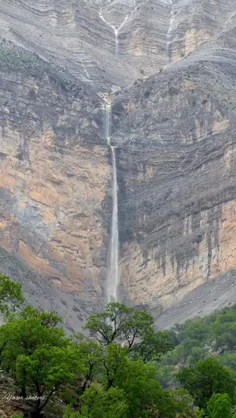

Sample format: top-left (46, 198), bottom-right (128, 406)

top-left (0, 0), bottom-right (236, 328)
top-left (0, 41), bottom-right (111, 321)
top-left (113, 57), bottom-right (236, 310)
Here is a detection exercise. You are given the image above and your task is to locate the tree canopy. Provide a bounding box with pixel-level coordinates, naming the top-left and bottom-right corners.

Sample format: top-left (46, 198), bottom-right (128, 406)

top-left (177, 357), bottom-right (235, 410)
top-left (84, 302), bottom-right (174, 362)
top-left (207, 393), bottom-right (234, 418)
top-left (0, 274), bottom-right (235, 418)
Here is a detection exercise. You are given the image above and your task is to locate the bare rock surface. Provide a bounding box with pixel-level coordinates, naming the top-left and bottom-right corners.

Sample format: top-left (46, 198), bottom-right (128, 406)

top-left (0, 41), bottom-right (110, 325)
top-left (0, 0), bottom-right (171, 90)
top-left (114, 57), bottom-right (236, 313)
top-left (155, 270), bottom-right (236, 329)
top-left (0, 0), bottom-right (236, 329)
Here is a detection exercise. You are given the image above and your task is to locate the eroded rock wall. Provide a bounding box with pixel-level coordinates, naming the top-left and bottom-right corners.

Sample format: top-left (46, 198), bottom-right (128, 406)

top-left (0, 0), bottom-right (172, 90)
top-left (0, 41), bottom-right (110, 318)
top-left (113, 58), bottom-right (236, 311)
top-left (0, 0), bottom-right (236, 327)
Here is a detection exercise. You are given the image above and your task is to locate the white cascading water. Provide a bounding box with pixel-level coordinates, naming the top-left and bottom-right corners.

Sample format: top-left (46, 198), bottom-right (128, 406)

top-left (167, 0), bottom-right (174, 63)
top-left (99, 9), bottom-right (128, 58)
top-left (105, 100), bottom-right (111, 145)
top-left (114, 29), bottom-right (119, 58)
top-left (105, 99), bottom-right (120, 302)
top-left (98, 1), bottom-right (138, 302)
top-left (108, 145), bottom-right (119, 302)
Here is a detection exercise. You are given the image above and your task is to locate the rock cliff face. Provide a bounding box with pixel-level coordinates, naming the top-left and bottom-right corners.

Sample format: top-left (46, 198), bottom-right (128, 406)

top-left (0, 41), bottom-right (111, 325)
top-left (0, 0), bottom-right (171, 89)
top-left (115, 59), bottom-right (236, 312)
top-left (0, 0), bottom-right (236, 329)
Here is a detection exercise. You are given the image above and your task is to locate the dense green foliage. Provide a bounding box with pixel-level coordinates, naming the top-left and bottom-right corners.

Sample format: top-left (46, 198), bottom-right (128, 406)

top-left (0, 274), bottom-right (235, 418)
top-left (0, 273), bottom-right (24, 317)
top-left (207, 394), bottom-right (234, 418)
top-left (157, 305), bottom-right (236, 385)
top-left (178, 357), bottom-right (235, 409)
top-left (156, 305), bottom-right (236, 416)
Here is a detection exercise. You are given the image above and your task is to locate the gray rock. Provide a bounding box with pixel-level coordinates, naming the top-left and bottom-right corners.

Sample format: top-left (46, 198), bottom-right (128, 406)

top-left (0, 0), bottom-right (236, 328)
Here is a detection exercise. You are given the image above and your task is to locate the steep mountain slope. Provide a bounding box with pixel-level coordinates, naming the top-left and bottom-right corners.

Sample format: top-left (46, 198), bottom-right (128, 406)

top-left (0, 0), bottom-right (236, 329)
top-left (0, 0), bottom-right (171, 89)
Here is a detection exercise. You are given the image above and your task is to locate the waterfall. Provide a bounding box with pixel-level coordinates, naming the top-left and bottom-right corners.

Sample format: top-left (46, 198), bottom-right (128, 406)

top-left (167, 1), bottom-right (174, 63)
top-left (105, 101), bottom-right (111, 145)
top-left (114, 29), bottom-right (119, 58)
top-left (108, 145), bottom-right (119, 302)
top-left (115, 16), bottom-right (128, 58)
top-left (105, 99), bottom-right (120, 302)
top-left (99, 9), bottom-right (128, 58)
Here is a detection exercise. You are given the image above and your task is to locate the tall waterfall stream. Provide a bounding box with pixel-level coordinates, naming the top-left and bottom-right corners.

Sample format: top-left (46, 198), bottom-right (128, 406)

top-left (105, 99), bottom-right (120, 302)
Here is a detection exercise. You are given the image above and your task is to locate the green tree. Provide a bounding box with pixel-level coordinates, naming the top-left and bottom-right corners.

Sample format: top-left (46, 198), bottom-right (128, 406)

top-left (183, 319), bottom-right (209, 345)
top-left (85, 302), bottom-right (173, 361)
top-left (177, 357), bottom-right (235, 410)
top-left (60, 338), bottom-right (104, 404)
top-left (84, 302), bottom-right (154, 346)
top-left (75, 339), bottom-right (104, 395)
top-left (64, 386), bottom-right (128, 418)
top-left (219, 353), bottom-right (236, 380)
top-left (107, 350), bottom-right (180, 418)
top-left (207, 393), bottom-right (233, 418)
top-left (133, 330), bottom-right (174, 362)
top-left (64, 342), bottom-right (183, 418)
top-left (0, 310), bottom-right (78, 417)
top-left (156, 364), bottom-right (176, 388)
top-left (101, 343), bottom-right (129, 390)
top-left (16, 304), bottom-right (62, 326)
top-left (0, 309), bottom-right (66, 370)
top-left (0, 273), bottom-right (24, 317)
top-left (169, 388), bottom-right (193, 417)
top-left (186, 346), bottom-right (208, 367)
top-left (16, 345), bottom-right (79, 417)
top-left (211, 307), bottom-right (236, 351)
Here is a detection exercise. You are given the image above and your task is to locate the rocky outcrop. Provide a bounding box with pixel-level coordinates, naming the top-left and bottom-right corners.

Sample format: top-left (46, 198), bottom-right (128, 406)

top-left (1, 0), bottom-right (236, 328)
